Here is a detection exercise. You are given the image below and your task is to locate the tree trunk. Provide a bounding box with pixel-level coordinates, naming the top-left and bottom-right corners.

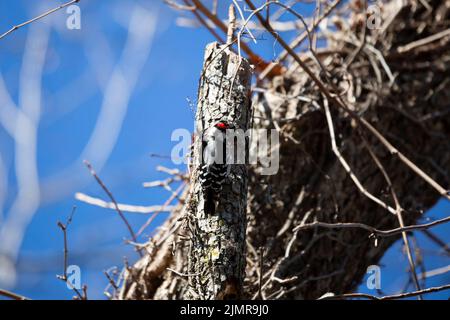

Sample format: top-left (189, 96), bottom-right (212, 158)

top-left (186, 42), bottom-right (251, 299)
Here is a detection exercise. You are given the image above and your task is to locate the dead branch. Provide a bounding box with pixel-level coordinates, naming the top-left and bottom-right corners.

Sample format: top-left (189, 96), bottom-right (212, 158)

top-left (324, 283), bottom-right (450, 300)
top-left (56, 206), bottom-right (87, 300)
top-left (294, 215), bottom-right (450, 237)
top-left (0, 288), bottom-right (30, 300)
top-left (83, 160), bottom-right (142, 257)
top-left (0, 0), bottom-right (80, 40)
top-left (75, 192), bottom-right (174, 214)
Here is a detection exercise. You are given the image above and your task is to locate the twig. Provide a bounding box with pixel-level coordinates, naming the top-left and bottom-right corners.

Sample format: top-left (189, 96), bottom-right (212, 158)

top-left (293, 215), bottom-right (450, 237)
top-left (227, 4), bottom-right (236, 46)
top-left (419, 264), bottom-right (450, 280)
top-left (0, 288), bottom-right (30, 300)
top-left (421, 230), bottom-right (450, 255)
top-left (258, 247), bottom-right (264, 300)
top-left (324, 283), bottom-right (450, 300)
top-left (56, 206), bottom-right (86, 300)
top-left (344, 0), bottom-right (367, 67)
top-left (360, 132), bottom-right (422, 298)
top-left (184, 0), bottom-right (225, 44)
top-left (142, 171), bottom-right (184, 201)
top-left (231, 0), bottom-right (257, 43)
top-left (0, 0), bottom-right (80, 40)
top-left (83, 160), bottom-right (142, 257)
top-left (188, 0), bottom-right (263, 66)
top-left (137, 181), bottom-right (186, 237)
top-left (259, 0), bottom-right (342, 80)
top-left (322, 97), bottom-right (397, 215)
top-left (397, 28), bottom-right (450, 53)
top-left (164, 0), bottom-right (195, 11)
top-left (156, 165), bottom-right (184, 176)
top-left (56, 206), bottom-right (76, 282)
top-left (104, 270), bottom-right (119, 291)
top-left (167, 268), bottom-right (200, 277)
top-left (75, 192), bottom-right (174, 214)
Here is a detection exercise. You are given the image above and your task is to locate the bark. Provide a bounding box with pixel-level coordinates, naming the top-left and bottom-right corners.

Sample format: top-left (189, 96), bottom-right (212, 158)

top-left (118, 0), bottom-right (450, 300)
top-left (186, 42), bottom-right (251, 299)
top-left (119, 42), bottom-right (252, 300)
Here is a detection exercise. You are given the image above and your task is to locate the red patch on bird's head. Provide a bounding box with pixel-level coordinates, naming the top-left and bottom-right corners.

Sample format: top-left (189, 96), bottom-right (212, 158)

top-left (214, 122), bottom-right (229, 130)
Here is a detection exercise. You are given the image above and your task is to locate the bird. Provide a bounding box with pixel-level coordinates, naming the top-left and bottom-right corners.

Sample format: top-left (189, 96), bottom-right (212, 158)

top-left (199, 121), bottom-right (231, 215)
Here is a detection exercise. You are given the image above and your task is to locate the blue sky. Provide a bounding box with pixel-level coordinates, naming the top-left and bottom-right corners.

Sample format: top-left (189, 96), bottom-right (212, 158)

top-left (0, 0), bottom-right (448, 300)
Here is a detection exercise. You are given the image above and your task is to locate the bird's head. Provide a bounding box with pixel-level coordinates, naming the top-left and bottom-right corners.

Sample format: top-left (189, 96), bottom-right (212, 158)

top-left (214, 121), bottom-right (232, 131)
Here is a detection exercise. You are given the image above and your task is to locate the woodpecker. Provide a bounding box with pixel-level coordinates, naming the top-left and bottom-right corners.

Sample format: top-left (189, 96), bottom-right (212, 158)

top-left (199, 121), bottom-right (231, 215)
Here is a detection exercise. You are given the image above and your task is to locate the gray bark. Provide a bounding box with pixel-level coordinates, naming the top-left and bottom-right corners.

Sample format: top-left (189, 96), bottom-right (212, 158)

top-left (186, 42), bottom-right (252, 299)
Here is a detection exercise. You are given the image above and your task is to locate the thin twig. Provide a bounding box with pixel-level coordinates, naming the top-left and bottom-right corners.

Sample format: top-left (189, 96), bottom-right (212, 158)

top-left (293, 215), bottom-right (450, 237)
top-left (56, 206), bottom-right (85, 300)
top-left (344, 0), bottom-right (367, 67)
top-left (75, 192), bottom-right (174, 214)
top-left (189, 0), bottom-right (262, 65)
top-left (231, 0), bottom-right (257, 43)
top-left (0, 0), bottom-right (80, 40)
top-left (83, 160), bottom-right (142, 257)
top-left (137, 181), bottom-right (186, 237)
top-left (324, 283), bottom-right (450, 300)
top-left (419, 264), bottom-right (450, 280)
top-left (104, 270), bottom-right (119, 291)
top-left (227, 4), bottom-right (236, 46)
top-left (360, 132), bottom-right (422, 298)
top-left (421, 230), bottom-right (450, 255)
top-left (164, 0), bottom-right (195, 11)
top-left (167, 268), bottom-right (200, 277)
top-left (184, 0), bottom-right (226, 43)
top-left (397, 28), bottom-right (450, 53)
top-left (259, 0), bottom-right (342, 80)
top-left (0, 288), bottom-right (30, 300)
top-left (56, 206), bottom-right (76, 282)
top-left (258, 247), bottom-right (264, 300)
top-left (323, 97), bottom-right (397, 214)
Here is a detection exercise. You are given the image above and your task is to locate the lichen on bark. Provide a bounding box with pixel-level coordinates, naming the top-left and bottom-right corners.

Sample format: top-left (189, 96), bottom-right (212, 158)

top-left (186, 42), bottom-right (252, 299)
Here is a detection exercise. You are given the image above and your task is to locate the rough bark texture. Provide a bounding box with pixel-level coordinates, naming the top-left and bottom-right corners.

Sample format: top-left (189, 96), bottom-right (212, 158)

top-left (118, 0), bottom-right (450, 300)
top-left (186, 42), bottom-right (251, 299)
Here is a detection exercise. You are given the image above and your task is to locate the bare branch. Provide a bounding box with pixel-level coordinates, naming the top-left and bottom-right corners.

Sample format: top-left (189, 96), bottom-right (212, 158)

top-left (322, 97), bottom-right (397, 214)
top-left (259, 0), bottom-right (342, 80)
top-left (323, 284), bottom-right (450, 300)
top-left (0, 288), bottom-right (30, 300)
top-left (360, 132), bottom-right (422, 297)
top-left (293, 215), bottom-right (450, 237)
top-left (164, 0), bottom-right (195, 11)
top-left (56, 206), bottom-right (86, 300)
top-left (0, 0), bottom-right (80, 41)
top-left (397, 28), bottom-right (450, 53)
top-left (83, 160), bottom-right (142, 257)
top-left (75, 192), bottom-right (174, 214)
top-left (419, 264), bottom-right (450, 280)
top-left (421, 230), bottom-right (450, 256)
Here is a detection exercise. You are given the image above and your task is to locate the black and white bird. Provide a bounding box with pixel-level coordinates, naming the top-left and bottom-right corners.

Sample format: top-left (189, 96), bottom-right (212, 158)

top-left (199, 121), bottom-right (231, 214)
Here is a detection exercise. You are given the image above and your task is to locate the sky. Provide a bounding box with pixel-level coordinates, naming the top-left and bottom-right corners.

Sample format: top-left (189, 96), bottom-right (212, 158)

top-left (0, 0), bottom-right (448, 300)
